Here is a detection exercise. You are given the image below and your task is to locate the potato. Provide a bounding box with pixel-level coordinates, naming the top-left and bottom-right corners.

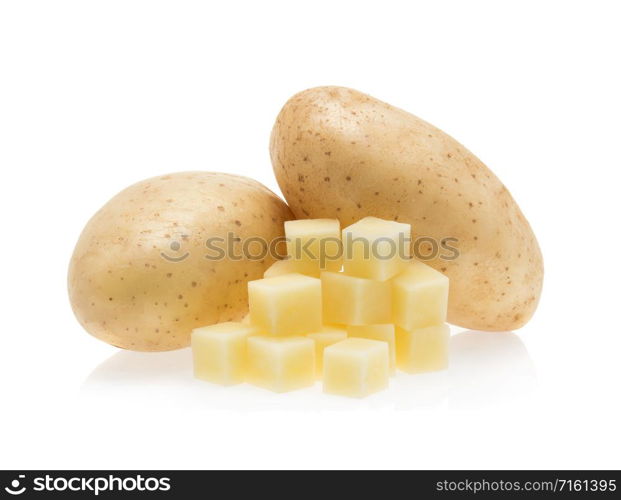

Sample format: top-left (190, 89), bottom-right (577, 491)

top-left (68, 172), bottom-right (293, 351)
top-left (270, 87), bottom-right (543, 331)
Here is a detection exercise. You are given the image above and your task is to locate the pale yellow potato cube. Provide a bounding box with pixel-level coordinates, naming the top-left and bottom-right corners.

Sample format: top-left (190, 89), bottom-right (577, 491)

top-left (285, 219), bottom-right (342, 274)
top-left (347, 324), bottom-right (396, 374)
top-left (342, 216), bottom-right (411, 280)
top-left (191, 322), bottom-right (257, 385)
top-left (323, 338), bottom-right (390, 398)
top-left (307, 325), bottom-right (348, 378)
top-left (248, 273), bottom-right (322, 336)
top-left (246, 336), bottom-right (315, 392)
top-left (396, 324), bottom-right (450, 374)
top-left (263, 259), bottom-right (319, 278)
top-left (392, 260), bottom-right (449, 330)
top-left (321, 271), bottom-right (392, 325)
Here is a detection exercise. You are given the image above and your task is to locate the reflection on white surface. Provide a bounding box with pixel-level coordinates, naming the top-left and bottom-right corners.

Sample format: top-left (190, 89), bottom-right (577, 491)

top-left (85, 349), bottom-right (193, 386)
top-left (393, 370), bottom-right (450, 410)
top-left (449, 331), bottom-right (537, 409)
top-left (81, 330), bottom-right (536, 411)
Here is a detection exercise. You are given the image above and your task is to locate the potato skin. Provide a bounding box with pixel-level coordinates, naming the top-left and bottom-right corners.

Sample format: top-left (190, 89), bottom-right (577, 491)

top-left (270, 87), bottom-right (543, 331)
top-left (68, 172), bottom-right (293, 351)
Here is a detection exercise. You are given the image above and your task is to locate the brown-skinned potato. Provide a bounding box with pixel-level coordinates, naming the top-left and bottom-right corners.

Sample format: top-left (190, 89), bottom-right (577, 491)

top-left (68, 171), bottom-right (293, 351)
top-left (270, 86), bottom-right (543, 331)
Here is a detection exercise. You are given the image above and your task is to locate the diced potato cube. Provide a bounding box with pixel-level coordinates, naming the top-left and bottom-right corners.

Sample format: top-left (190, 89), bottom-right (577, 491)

top-left (321, 271), bottom-right (392, 325)
top-left (246, 336), bottom-right (315, 392)
top-left (342, 216), bottom-right (411, 280)
top-left (323, 338), bottom-right (390, 398)
top-left (263, 259), bottom-right (318, 278)
top-left (191, 322), bottom-right (256, 385)
top-left (285, 219), bottom-right (342, 274)
top-left (307, 325), bottom-right (348, 378)
top-left (396, 324), bottom-right (450, 373)
top-left (347, 324), bottom-right (396, 374)
top-left (248, 273), bottom-right (322, 336)
top-left (392, 260), bottom-right (449, 330)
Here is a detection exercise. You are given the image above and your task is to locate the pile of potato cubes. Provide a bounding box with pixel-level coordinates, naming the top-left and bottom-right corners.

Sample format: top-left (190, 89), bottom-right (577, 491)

top-left (192, 217), bottom-right (449, 398)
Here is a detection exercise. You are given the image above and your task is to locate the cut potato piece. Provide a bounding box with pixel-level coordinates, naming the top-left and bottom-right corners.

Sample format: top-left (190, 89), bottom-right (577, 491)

top-left (323, 338), bottom-right (390, 398)
top-left (392, 260), bottom-right (449, 330)
top-left (321, 271), bottom-right (392, 325)
top-left (248, 273), bottom-right (322, 336)
top-left (246, 336), bottom-right (315, 392)
top-left (192, 322), bottom-right (257, 385)
top-left (396, 324), bottom-right (450, 374)
top-left (342, 216), bottom-right (410, 281)
top-left (285, 218), bottom-right (342, 274)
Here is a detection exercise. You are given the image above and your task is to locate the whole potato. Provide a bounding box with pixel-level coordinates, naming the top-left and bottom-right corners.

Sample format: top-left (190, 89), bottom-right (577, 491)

top-left (68, 172), bottom-right (293, 351)
top-left (270, 87), bottom-right (543, 331)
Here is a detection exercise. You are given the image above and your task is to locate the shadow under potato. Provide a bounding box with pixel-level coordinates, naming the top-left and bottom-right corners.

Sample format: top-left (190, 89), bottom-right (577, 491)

top-left (85, 348), bottom-right (193, 386)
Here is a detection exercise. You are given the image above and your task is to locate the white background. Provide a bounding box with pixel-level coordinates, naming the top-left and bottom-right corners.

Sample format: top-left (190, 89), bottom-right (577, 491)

top-left (1, 1), bottom-right (620, 470)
